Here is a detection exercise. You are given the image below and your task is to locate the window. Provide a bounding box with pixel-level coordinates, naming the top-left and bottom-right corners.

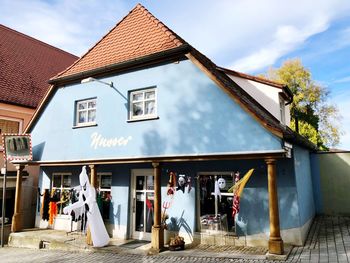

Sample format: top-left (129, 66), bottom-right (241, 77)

top-left (52, 173), bottom-right (72, 215)
top-left (279, 96), bottom-right (285, 124)
top-left (129, 88), bottom-right (157, 120)
top-left (97, 173), bottom-right (112, 220)
top-left (198, 173), bottom-right (237, 234)
top-left (75, 98), bottom-right (97, 126)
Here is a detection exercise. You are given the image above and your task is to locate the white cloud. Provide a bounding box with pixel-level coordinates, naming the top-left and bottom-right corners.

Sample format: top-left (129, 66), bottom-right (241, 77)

top-left (1, 0), bottom-right (350, 65)
top-left (334, 76), bottom-right (350, 84)
top-left (229, 18), bottom-right (329, 72)
top-left (0, 0), bottom-right (128, 56)
top-left (221, 0), bottom-right (350, 72)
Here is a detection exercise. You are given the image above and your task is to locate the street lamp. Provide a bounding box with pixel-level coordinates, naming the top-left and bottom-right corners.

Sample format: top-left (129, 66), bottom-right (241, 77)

top-left (81, 77), bottom-right (127, 101)
top-left (81, 77), bottom-right (114, 87)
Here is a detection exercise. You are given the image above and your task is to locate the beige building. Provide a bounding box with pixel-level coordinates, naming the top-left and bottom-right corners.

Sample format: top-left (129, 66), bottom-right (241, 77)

top-left (0, 24), bottom-right (77, 238)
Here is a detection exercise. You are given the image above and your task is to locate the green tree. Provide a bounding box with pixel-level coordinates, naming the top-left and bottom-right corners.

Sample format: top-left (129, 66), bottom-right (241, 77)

top-left (262, 58), bottom-right (342, 149)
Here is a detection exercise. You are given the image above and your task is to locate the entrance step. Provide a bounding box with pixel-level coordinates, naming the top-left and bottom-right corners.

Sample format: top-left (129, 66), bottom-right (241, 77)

top-left (8, 229), bottom-right (88, 251)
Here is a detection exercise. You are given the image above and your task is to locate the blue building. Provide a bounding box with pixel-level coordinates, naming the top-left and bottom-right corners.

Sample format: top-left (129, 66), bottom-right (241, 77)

top-left (22, 4), bottom-right (316, 255)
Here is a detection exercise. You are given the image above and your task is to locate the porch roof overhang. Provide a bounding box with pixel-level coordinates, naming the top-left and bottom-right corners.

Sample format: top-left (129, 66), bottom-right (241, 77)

top-left (13, 149), bottom-right (288, 167)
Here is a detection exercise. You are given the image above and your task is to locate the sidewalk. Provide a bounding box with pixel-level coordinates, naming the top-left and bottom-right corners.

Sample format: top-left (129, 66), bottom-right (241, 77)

top-left (7, 216), bottom-right (350, 262)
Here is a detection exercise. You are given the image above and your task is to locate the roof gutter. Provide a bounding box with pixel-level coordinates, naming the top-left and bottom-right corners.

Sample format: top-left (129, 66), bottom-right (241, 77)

top-left (283, 85), bottom-right (294, 105)
top-left (49, 44), bottom-right (192, 86)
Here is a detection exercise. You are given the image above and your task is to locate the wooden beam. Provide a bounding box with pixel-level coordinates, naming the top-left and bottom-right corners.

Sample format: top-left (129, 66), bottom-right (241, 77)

top-left (21, 150), bottom-right (287, 167)
top-left (11, 165), bottom-right (25, 232)
top-left (151, 162), bottom-right (163, 252)
top-left (86, 164), bottom-right (97, 246)
top-left (266, 158), bottom-right (284, 255)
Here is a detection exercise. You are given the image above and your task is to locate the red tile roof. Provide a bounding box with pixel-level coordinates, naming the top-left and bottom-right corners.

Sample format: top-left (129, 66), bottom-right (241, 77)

top-left (0, 24), bottom-right (78, 108)
top-left (54, 3), bottom-right (186, 80)
top-left (26, 4), bottom-right (315, 150)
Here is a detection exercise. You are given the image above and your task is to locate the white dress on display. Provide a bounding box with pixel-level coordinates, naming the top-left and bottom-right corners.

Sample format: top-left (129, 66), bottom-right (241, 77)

top-left (63, 166), bottom-right (110, 247)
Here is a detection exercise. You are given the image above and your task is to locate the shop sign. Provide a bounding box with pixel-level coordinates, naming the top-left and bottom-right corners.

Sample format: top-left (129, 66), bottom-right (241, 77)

top-left (90, 132), bottom-right (132, 149)
top-left (2, 134), bottom-right (32, 161)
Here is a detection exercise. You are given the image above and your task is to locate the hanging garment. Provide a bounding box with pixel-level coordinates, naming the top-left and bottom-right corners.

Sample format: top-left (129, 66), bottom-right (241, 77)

top-left (49, 201), bottom-right (58, 225)
top-left (187, 176), bottom-right (192, 193)
top-left (41, 189), bottom-right (50, 221)
top-left (96, 192), bottom-right (103, 213)
top-left (167, 172), bottom-right (176, 195)
top-left (214, 180), bottom-right (221, 201)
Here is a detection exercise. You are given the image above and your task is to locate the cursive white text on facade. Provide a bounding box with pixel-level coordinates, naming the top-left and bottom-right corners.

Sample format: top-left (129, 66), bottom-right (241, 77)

top-left (90, 132), bottom-right (132, 149)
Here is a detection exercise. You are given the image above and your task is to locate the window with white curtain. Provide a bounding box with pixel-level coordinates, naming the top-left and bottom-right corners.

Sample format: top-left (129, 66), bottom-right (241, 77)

top-left (129, 88), bottom-right (157, 120)
top-left (75, 98), bottom-right (97, 126)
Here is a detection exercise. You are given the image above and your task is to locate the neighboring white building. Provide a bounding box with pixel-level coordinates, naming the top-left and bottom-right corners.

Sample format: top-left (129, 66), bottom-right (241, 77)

top-left (218, 67), bottom-right (293, 126)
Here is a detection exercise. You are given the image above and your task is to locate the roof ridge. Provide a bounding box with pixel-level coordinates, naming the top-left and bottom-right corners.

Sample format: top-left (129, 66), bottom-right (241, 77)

top-left (217, 66), bottom-right (285, 88)
top-left (136, 4), bottom-right (184, 47)
top-left (53, 3), bottom-right (185, 80)
top-left (0, 24), bottom-right (78, 59)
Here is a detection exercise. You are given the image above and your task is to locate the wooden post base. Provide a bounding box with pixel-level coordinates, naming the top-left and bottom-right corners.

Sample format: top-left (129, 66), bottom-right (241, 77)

top-left (86, 227), bottom-right (93, 245)
top-left (151, 225), bottom-right (164, 251)
top-left (269, 238), bottom-right (284, 255)
top-left (11, 213), bottom-right (22, 232)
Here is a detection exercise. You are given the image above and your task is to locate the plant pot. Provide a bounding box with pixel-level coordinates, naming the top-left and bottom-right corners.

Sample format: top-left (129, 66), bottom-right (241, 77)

top-left (164, 230), bottom-right (176, 245)
top-left (169, 242), bottom-right (185, 251)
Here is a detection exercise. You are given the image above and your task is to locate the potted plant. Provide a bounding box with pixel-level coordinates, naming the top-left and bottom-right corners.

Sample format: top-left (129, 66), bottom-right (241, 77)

top-left (169, 235), bottom-right (185, 251)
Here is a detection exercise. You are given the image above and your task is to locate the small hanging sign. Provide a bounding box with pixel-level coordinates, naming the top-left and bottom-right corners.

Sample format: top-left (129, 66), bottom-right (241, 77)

top-left (2, 134), bottom-right (32, 161)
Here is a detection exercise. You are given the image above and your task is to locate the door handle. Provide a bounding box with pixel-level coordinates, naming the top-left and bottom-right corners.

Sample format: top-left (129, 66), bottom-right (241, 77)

top-left (133, 198), bottom-right (136, 213)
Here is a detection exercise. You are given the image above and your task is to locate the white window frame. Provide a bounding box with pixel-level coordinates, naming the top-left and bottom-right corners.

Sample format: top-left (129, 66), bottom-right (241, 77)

top-left (75, 98), bottom-right (97, 127)
top-left (52, 172), bottom-right (72, 215)
top-left (279, 95), bottom-right (286, 125)
top-left (129, 87), bottom-right (157, 121)
top-left (97, 172), bottom-right (112, 191)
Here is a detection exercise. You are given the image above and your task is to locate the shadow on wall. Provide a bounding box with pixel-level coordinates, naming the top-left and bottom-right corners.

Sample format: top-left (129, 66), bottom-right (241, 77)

top-left (141, 130), bottom-right (167, 156)
top-left (140, 65), bottom-right (279, 157)
top-left (167, 210), bottom-right (193, 243)
top-left (32, 141), bottom-right (45, 161)
top-left (111, 203), bottom-right (121, 227)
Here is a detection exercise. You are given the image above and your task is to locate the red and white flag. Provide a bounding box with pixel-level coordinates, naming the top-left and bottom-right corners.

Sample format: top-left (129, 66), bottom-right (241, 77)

top-left (232, 172), bottom-right (240, 218)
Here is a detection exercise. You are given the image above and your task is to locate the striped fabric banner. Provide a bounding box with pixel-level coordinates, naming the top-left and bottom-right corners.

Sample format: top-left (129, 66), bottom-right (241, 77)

top-left (232, 172), bottom-right (240, 218)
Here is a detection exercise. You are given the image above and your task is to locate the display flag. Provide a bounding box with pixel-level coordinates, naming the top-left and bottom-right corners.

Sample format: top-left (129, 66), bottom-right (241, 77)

top-left (229, 169), bottom-right (255, 218)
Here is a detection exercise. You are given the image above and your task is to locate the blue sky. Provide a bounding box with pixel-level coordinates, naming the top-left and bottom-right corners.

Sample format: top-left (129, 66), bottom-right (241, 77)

top-left (1, 0), bottom-right (350, 149)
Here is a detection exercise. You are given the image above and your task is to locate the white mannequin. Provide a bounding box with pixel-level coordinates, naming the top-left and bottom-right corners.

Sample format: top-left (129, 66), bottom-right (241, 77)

top-left (63, 166), bottom-right (109, 247)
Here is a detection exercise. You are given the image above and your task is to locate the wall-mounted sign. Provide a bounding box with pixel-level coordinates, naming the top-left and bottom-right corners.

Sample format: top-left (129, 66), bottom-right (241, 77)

top-left (90, 132), bottom-right (132, 149)
top-left (2, 134), bottom-right (32, 161)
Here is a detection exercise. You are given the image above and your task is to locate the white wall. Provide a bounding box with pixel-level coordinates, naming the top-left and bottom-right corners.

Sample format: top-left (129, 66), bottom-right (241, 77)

top-left (228, 75), bottom-right (290, 126)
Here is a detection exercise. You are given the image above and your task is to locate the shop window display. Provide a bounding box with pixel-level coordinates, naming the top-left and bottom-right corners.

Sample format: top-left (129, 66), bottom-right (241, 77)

top-left (52, 173), bottom-right (72, 215)
top-left (199, 173), bottom-right (236, 234)
top-left (97, 173), bottom-right (112, 220)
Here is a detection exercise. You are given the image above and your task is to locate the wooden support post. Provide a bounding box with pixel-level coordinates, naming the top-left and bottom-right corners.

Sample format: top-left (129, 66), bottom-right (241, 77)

top-left (151, 162), bottom-right (163, 252)
top-left (11, 165), bottom-right (25, 232)
top-left (89, 164), bottom-right (98, 188)
top-left (86, 164), bottom-right (97, 246)
top-left (266, 159), bottom-right (284, 255)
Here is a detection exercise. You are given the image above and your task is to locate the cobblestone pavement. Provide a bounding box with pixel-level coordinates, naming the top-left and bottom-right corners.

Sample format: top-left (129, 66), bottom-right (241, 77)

top-left (286, 216), bottom-right (350, 263)
top-left (1, 216), bottom-right (350, 262)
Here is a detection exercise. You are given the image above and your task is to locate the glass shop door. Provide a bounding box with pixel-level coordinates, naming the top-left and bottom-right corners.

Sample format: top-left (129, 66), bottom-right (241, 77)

top-left (131, 169), bottom-right (154, 240)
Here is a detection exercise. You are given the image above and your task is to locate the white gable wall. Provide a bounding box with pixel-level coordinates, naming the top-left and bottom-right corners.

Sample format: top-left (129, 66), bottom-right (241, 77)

top-left (228, 75), bottom-right (291, 127)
